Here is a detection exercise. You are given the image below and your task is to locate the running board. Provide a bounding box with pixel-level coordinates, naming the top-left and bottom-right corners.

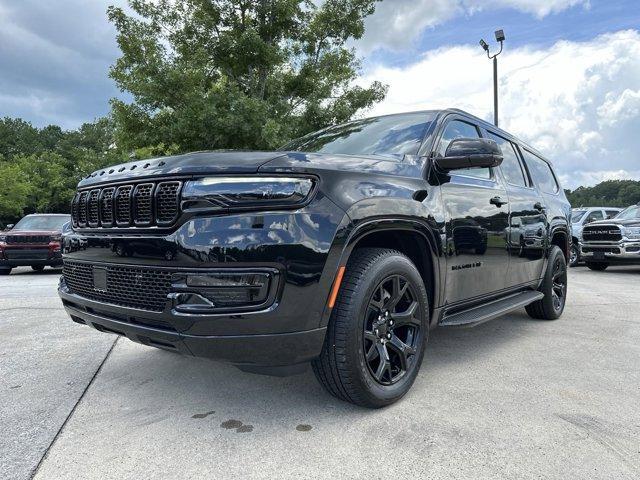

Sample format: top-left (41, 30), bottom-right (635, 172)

top-left (439, 290), bottom-right (544, 328)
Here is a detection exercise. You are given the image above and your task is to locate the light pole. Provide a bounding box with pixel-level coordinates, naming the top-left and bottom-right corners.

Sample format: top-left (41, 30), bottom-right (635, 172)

top-left (480, 29), bottom-right (505, 127)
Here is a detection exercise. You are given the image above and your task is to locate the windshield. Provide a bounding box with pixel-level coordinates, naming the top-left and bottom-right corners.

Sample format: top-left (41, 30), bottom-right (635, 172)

top-left (571, 210), bottom-right (587, 223)
top-left (13, 215), bottom-right (70, 231)
top-left (615, 206), bottom-right (640, 220)
top-left (282, 112), bottom-right (436, 158)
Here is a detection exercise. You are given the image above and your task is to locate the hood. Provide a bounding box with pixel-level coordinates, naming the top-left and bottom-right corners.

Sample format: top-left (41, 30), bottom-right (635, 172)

top-left (78, 151), bottom-right (287, 188)
top-left (586, 218), bottom-right (640, 227)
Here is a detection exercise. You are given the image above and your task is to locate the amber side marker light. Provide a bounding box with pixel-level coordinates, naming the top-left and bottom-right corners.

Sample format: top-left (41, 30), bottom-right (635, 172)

top-left (328, 266), bottom-right (346, 308)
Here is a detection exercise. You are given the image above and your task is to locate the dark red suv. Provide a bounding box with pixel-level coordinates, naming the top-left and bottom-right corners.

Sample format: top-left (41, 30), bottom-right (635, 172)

top-left (0, 214), bottom-right (70, 275)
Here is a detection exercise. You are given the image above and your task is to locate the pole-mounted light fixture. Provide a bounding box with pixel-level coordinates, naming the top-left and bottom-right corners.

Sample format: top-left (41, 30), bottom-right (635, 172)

top-left (480, 29), bottom-right (505, 127)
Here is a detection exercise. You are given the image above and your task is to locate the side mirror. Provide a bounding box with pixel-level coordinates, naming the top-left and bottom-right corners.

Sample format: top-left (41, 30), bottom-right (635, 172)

top-left (435, 138), bottom-right (503, 171)
top-left (6, 224), bottom-right (14, 230)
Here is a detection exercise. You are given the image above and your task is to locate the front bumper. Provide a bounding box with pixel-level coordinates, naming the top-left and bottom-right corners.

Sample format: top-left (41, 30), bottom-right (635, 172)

top-left (60, 290), bottom-right (326, 370)
top-left (580, 240), bottom-right (640, 263)
top-left (58, 195), bottom-right (348, 368)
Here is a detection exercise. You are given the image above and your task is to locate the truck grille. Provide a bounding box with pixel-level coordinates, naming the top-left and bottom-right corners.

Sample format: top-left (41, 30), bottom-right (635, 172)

top-left (583, 225), bottom-right (622, 242)
top-left (6, 235), bottom-right (51, 244)
top-left (62, 261), bottom-right (172, 312)
top-left (71, 180), bottom-right (181, 229)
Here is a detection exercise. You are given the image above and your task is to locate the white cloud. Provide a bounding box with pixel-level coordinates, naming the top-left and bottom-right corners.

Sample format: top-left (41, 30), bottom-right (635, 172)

top-left (361, 0), bottom-right (589, 52)
top-left (359, 30), bottom-right (640, 188)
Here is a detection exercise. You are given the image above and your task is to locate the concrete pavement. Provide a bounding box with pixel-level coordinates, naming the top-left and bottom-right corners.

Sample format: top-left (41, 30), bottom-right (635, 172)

top-left (2, 265), bottom-right (639, 479)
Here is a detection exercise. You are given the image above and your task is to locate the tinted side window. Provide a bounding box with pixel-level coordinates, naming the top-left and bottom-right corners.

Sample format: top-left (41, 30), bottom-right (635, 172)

top-left (521, 149), bottom-right (559, 194)
top-left (605, 210), bottom-right (620, 219)
top-left (487, 132), bottom-right (527, 187)
top-left (437, 120), bottom-right (489, 179)
top-left (586, 211), bottom-right (604, 223)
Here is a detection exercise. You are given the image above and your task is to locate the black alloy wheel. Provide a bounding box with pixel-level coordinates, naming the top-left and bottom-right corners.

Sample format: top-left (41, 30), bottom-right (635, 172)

top-left (363, 275), bottom-right (421, 386)
top-left (312, 248), bottom-right (429, 408)
top-left (526, 246), bottom-right (567, 320)
top-left (550, 255), bottom-right (567, 313)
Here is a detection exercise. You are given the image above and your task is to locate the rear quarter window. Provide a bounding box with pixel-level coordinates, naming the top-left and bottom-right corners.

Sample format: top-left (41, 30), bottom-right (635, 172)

top-left (521, 149), bottom-right (559, 194)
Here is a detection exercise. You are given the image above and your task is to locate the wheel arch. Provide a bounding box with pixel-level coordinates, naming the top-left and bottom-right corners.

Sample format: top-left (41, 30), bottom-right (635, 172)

top-left (550, 226), bottom-right (570, 261)
top-left (329, 218), bottom-right (443, 329)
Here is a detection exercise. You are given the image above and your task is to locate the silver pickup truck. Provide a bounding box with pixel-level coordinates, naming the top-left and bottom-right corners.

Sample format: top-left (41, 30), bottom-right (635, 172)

top-left (570, 207), bottom-right (621, 266)
top-left (580, 203), bottom-right (640, 270)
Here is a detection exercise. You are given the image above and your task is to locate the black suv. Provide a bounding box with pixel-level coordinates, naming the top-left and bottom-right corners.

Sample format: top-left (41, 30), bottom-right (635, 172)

top-left (59, 109), bottom-right (571, 407)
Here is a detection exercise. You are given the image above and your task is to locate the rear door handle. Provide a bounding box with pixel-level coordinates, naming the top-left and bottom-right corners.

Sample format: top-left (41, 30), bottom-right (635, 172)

top-left (534, 202), bottom-right (546, 212)
top-left (490, 196), bottom-right (508, 207)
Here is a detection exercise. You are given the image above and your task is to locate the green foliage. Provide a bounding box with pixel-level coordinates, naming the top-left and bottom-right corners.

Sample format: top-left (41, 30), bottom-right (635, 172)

top-left (0, 117), bottom-right (127, 227)
top-left (565, 180), bottom-right (640, 208)
top-left (107, 0), bottom-right (387, 152)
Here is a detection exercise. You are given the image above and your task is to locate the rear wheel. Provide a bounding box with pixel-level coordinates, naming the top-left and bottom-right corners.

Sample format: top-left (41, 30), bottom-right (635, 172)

top-left (586, 262), bottom-right (608, 271)
top-left (526, 246), bottom-right (567, 320)
top-left (31, 265), bottom-right (45, 272)
top-left (312, 248), bottom-right (429, 408)
top-left (0, 268), bottom-right (11, 275)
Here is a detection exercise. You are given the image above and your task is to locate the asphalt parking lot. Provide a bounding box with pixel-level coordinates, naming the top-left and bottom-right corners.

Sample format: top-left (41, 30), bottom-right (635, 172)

top-left (2, 266), bottom-right (639, 480)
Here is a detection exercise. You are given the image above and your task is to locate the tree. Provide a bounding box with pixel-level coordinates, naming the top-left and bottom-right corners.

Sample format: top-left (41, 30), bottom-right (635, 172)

top-left (0, 117), bottom-right (127, 226)
top-left (565, 180), bottom-right (640, 208)
top-left (107, 0), bottom-right (387, 152)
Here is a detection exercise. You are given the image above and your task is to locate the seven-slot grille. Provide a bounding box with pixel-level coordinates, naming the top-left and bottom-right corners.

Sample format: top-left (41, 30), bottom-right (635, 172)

top-left (583, 225), bottom-right (622, 242)
top-left (6, 235), bottom-right (51, 244)
top-left (62, 261), bottom-right (172, 312)
top-left (71, 180), bottom-right (181, 229)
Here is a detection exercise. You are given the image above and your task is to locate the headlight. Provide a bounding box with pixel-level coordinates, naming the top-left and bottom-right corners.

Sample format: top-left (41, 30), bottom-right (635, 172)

top-left (0, 235), bottom-right (6, 243)
top-left (624, 226), bottom-right (640, 239)
top-left (182, 176), bottom-right (315, 210)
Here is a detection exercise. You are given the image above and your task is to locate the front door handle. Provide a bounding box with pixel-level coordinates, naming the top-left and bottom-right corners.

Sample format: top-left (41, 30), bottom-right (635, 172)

top-left (534, 202), bottom-right (546, 212)
top-left (490, 196), bottom-right (508, 207)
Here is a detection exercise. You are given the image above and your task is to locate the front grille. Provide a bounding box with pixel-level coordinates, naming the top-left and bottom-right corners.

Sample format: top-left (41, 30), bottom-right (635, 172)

top-left (156, 182), bottom-right (181, 225)
top-left (71, 180), bottom-right (182, 229)
top-left (100, 188), bottom-right (115, 226)
top-left (133, 183), bottom-right (154, 226)
top-left (583, 225), bottom-right (622, 242)
top-left (63, 261), bottom-right (172, 312)
top-left (88, 189), bottom-right (100, 227)
top-left (6, 235), bottom-right (51, 244)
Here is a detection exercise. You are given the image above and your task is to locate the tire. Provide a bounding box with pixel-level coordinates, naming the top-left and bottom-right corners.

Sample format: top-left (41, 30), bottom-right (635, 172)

top-left (526, 246), bottom-right (567, 320)
top-left (312, 248), bottom-right (429, 408)
top-left (569, 244), bottom-right (580, 267)
top-left (31, 265), bottom-right (45, 272)
top-left (586, 262), bottom-right (608, 271)
top-left (0, 268), bottom-right (11, 275)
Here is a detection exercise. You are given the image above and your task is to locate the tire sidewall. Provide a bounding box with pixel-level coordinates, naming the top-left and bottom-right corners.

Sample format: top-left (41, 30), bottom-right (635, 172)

top-left (342, 253), bottom-right (429, 406)
top-left (542, 246), bottom-right (567, 319)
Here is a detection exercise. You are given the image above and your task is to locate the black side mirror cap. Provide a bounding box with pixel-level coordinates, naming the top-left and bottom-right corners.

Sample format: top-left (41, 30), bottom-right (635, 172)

top-left (435, 138), bottom-right (503, 171)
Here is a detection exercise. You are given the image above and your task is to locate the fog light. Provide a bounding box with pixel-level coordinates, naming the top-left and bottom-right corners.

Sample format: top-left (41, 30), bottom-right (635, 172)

top-left (184, 272), bottom-right (272, 308)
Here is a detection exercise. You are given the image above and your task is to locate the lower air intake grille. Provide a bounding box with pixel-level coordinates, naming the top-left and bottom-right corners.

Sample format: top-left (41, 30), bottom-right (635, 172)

top-left (63, 261), bottom-right (172, 312)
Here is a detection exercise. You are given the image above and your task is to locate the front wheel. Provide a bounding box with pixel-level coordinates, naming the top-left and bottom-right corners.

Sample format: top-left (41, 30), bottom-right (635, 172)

top-left (312, 248), bottom-right (429, 408)
top-left (586, 262), bottom-right (608, 271)
top-left (569, 244), bottom-right (580, 267)
top-left (526, 246), bottom-right (567, 320)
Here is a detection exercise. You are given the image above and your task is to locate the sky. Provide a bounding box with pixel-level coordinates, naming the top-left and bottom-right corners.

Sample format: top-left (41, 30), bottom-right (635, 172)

top-left (1, 0), bottom-right (639, 188)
